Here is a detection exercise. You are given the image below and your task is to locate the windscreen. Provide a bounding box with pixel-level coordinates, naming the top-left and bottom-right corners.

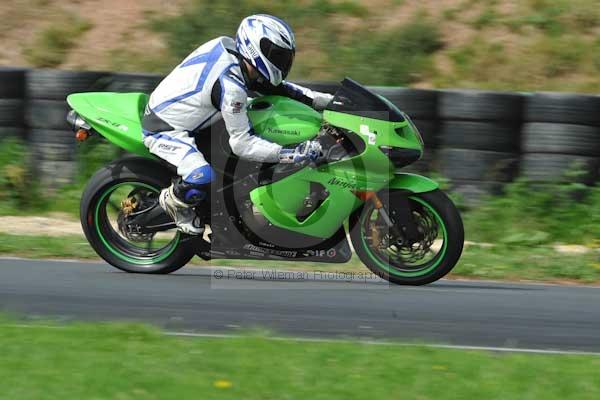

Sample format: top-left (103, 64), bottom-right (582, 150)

top-left (326, 78), bottom-right (405, 122)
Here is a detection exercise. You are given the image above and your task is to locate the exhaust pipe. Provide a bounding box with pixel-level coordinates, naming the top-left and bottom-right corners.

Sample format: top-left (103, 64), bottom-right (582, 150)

top-left (67, 110), bottom-right (91, 131)
top-left (67, 110), bottom-right (93, 142)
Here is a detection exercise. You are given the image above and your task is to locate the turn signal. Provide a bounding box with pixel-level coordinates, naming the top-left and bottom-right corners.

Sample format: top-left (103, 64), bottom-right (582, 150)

top-left (75, 129), bottom-right (90, 142)
top-left (353, 191), bottom-right (383, 209)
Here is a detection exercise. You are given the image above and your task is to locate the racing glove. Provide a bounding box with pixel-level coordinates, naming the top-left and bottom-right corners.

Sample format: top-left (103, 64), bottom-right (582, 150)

top-left (312, 93), bottom-right (334, 111)
top-left (279, 140), bottom-right (322, 164)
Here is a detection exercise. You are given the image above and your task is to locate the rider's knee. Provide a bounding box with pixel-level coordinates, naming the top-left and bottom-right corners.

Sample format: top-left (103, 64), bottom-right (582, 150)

top-left (174, 165), bottom-right (215, 205)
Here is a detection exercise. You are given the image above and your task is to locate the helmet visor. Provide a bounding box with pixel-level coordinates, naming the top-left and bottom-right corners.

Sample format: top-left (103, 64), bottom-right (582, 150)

top-left (260, 38), bottom-right (295, 80)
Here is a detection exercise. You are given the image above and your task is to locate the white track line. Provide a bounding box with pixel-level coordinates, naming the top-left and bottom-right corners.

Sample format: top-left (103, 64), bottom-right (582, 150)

top-left (164, 331), bottom-right (600, 356)
top-left (6, 324), bottom-right (600, 356)
top-left (3, 256), bottom-right (600, 288)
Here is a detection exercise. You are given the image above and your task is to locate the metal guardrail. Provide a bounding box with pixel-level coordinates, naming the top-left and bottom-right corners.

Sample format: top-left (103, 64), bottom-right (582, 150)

top-left (1, 68), bottom-right (599, 204)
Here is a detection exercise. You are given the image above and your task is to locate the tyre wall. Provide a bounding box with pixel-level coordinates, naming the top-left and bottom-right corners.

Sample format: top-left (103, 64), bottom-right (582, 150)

top-left (1, 68), bottom-right (599, 201)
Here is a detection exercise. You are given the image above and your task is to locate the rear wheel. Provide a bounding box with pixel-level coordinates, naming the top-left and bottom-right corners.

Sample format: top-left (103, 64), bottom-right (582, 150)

top-left (350, 189), bottom-right (464, 285)
top-left (80, 158), bottom-right (195, 273)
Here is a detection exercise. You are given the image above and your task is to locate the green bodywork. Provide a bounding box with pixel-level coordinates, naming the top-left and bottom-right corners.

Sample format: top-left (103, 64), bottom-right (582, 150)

top-left (247, 96), bottom-right (322, 146)
top-left (67, 93), bottom-right (152, 158)
top-left (68, 88), bottom-right (438, 239)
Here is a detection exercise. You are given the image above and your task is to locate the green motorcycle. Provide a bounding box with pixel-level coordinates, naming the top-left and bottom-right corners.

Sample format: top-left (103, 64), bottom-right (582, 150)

top-left (67, 78), bottom-right (464, 285)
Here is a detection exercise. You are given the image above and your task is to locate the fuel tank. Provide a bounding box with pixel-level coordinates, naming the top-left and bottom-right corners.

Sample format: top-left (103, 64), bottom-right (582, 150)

top-left (247, 95), bottom-right (322, 146)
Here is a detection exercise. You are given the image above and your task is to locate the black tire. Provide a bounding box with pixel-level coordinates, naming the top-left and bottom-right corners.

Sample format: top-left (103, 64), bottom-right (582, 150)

top-left (0, 68), bottom-right (27, 98)
top-left (0, 99), bottom-right (24, 126)
top-left (521, 123), bottom-right (600, 156)
top-left (29, 128), bottom-right (76, 146)
top-left (36, 160), bottom-right (77, 189)
top-left (439, 121), bottom-right (521, 152)
top-left (412, 119), bottom-right (439, 148)
top-left (439, 89), bottom-right (524, 121)
top-left (525, 92), bottom-right (600, 126)
top-left (26, 100), bottom-right (70, 130)
top-left (371, 87), bottom-right (439, 119)
top-left (449, 180), bottom-right (504, 208)
top-left (437, 148), bottom-right (518, 182)
top-left (350, 189), bottom-right (464, 285)
top-left (27, 69), bottom-right (108, 100)
top-left (520, 153), bottom-right (600, 185)
top-left (32, 142), bottom-right (76, 161)
top-left (100, 72), bottom-right (164, 94)
top-left (80, 157), bottom-right (195, 273)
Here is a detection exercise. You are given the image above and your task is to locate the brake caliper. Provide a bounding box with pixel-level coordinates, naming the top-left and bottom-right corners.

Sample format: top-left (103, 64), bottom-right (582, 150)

top-left (121, 197), bottom-right (138, 216)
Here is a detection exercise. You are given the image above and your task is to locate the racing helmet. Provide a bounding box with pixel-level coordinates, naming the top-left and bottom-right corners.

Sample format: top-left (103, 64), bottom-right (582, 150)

top-left (235, 14), bottom-right (296, 87)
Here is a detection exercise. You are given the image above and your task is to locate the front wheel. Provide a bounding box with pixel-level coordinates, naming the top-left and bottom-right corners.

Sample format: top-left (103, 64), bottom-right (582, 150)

top-left (80, 157), bottom-right (195, 274)
top-left (350, 189), bottom-right (464, 285)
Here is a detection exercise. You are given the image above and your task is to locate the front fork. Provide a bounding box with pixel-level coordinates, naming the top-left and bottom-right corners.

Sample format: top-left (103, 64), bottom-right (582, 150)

top-left (355, 191), bottom-right (422, 244)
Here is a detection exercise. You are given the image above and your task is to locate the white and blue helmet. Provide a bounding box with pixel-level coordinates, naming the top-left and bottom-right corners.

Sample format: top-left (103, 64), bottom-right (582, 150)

top-left (236, 14), bottom-right (296, 87)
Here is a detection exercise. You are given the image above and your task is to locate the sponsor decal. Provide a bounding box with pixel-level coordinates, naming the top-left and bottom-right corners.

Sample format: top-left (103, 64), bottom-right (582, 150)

top-left (157, 143), bottom-right (181, 152)
top-left (359, 124), bottom-right (377, 145)
top-left (304, 249), bottom-right (327, 258)
top-left (248, 46), bottom-right (259, 59)
top-left (231, 100), bottom-right (244, 114)
top-left (328, 177), bottom-right (356, 189)
top-left (191, 172), bottom-right (204, 181)
top-left (243, 244), bottom-right (297, 258)
top-left (266, 127), bottom-right (300, 136)
top-left (302, 248), bottom-right (338, 258)
top-left (98, 117), bottom-right (129, 132)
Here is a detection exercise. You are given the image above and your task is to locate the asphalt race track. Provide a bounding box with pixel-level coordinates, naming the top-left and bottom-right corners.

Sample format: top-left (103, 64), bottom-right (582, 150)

top-left (1, 258), bottom-right (599, 352)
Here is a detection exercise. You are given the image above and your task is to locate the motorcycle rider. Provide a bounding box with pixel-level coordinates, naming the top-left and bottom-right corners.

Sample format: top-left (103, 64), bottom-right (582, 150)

top-left (142, 14), bottom-right (333, 235)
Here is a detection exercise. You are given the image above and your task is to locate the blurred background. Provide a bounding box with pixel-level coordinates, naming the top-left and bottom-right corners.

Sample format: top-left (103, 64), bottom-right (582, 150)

top-left (1, 2), bottom-right (600, 399)
top-left (0, 0), bottom-right (599, 279)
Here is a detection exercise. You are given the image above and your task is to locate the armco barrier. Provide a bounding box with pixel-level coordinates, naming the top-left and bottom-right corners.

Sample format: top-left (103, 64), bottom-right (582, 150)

top-left (1, 68), bottom-right (599, 203)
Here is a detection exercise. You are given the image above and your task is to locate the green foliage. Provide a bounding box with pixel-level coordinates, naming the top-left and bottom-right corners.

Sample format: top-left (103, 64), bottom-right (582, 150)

top-left (0, 138), bottom-right (39, 210)
top-left (75, 139), bottom-right (121, 185)
top-left (456, 244), bottom-right (600, 282)
top-left (0, 137), bottom-right (119, 217)
top-left (153, 0), bottom-right (367, 60)
top-left (3, 317), bottom-right (600, 399)
top-left (507, 0), bottom-right (599, 35)
top-left (0, 233), bottom-right (95, 259)
top-left (23, 16), bottom-right (92, 68)
top-left (534, 36), bottom-right (587, 76)
top-left (340, 21), bottom-right (442, 86)
top-left (471, 8), bottom-right (498, 30)
top-left (464, 179), bottom-right (600, 246)
top-left (152, 0), bottom-right (439, 86)
top-left (108, 47), bottom-right (175, 74)
top-left (441, 32), bottom-right (598, 92)
top-left (41, 139), bottom-right (122, 217)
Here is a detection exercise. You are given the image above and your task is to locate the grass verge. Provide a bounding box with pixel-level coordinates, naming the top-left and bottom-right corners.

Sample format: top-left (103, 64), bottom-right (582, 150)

top-left (1, 318), bottom-right (600, 400)
top-left (1, 232), bottom-right (599, 283)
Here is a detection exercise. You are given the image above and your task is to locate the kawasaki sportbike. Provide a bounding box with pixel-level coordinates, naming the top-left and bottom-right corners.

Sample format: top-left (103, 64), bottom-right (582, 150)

top-left (67, 78), bottom-right (464, 285)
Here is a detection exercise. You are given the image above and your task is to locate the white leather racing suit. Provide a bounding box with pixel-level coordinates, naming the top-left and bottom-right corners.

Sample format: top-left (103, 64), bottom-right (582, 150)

top-left (142, 36), bottom-right (332, 188)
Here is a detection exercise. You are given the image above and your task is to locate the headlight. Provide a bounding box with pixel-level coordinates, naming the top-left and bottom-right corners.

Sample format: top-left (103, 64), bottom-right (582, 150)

top-left (379, 146), bottom-right (421, 168)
